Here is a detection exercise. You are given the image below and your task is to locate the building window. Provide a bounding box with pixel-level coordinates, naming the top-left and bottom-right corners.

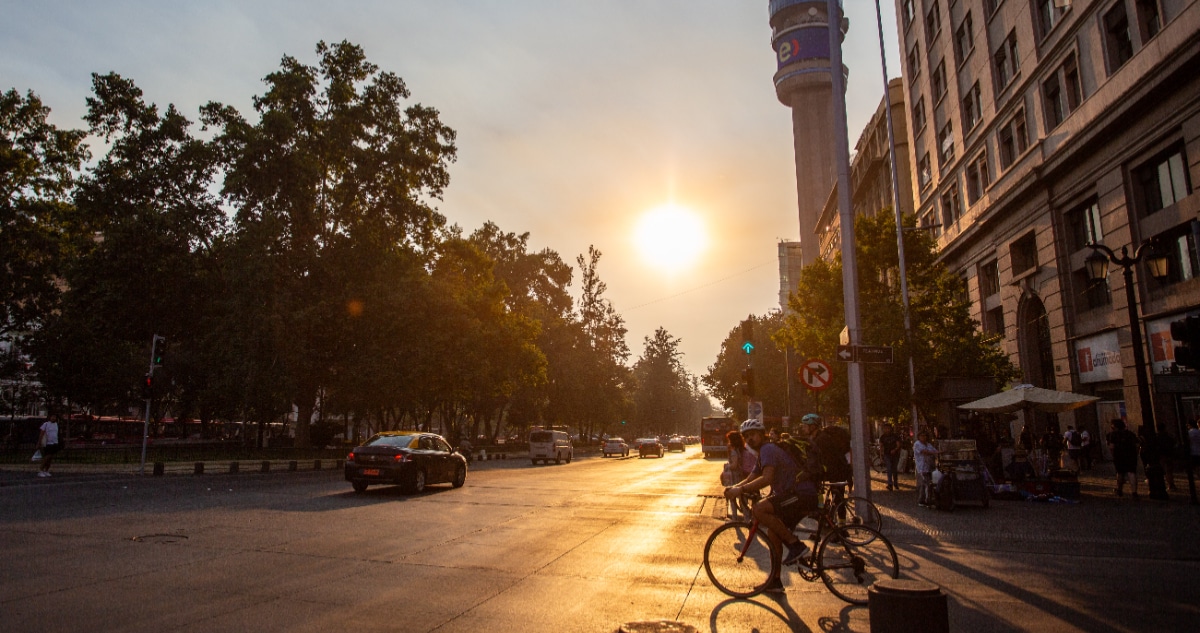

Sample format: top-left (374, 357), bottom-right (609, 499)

top-left (1066, 199), bottom-right (1103, 252)
top-left (932, 60), bottom-right (947, 102)
top-left (1074, 269), bottom-right (1113, 310)
top-left (1104, 2), bottom-right (1135, 72)
top-left (994, 30), bottom-right (1020, 91)
top-left (912, 97), bottom-right (927, 133)
top-left (918, 151), bottom-right (933, 190)
top-left (1010, 231), bottom-right (1038, 276)
top-left (962, 82), bottom-right (982, 131)
top-left (908, 44), bottom-right (922, 84)
top-left (1134, 146), bottom-right (1191, 216)
top-left (926, 1), bottom-right (942, 48)
top-left (966, 152), bottom-right (990, 203)
top-left (920, 210), bottom-right (942, 237)
top-left (1043, 72), bottom-right (1065, 129)
top-left (1146, 223), bottom-right (1200, 289)
top-left (938, 121), bottom-right (955, 166)
top-left (985, 306), bottom-right (1006, 336)
top-left (984, 0), bottom-right (1000, 18)
top-left (998, 109), bottom-right (1028, 170)
top-left (941, 182), bottom-right (962, 226)
top-left (902, 0), bottom-right (915, 28)
top-left (980, 260), bottom-right (1000, 298)
top-left (1136, 0), bottom-right (1161, 42)
top-left (1063, 53), bottom-right (1082, 111)
top-left (954, 12), bottom-right (974, 66)
top-left (1036, 0), bottom-right (1068, 40)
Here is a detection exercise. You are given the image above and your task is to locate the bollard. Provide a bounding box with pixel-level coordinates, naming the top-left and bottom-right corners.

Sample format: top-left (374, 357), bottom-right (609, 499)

top-left (479, 449), bottom-right (487, 461)
top-left (261, 461), bottom-right (271, 473)
top-left (313, 459), bottom-right (322, 471)
top-left (153, 462), bottom-right (165, 476)
top-left (229, 461), bottom-right (239, 474)
top-left (288, 460), bottom-right (298, 472)
top-left (868, 579), bottom-right (949, 633)
top-left (194, 462), bottom-right (204, 475)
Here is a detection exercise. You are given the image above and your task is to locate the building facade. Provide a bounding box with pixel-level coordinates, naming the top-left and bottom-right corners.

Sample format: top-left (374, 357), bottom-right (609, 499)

top-left (894, 0), bottom-right (1200, 441)
top-left (817, 78), bottom-right (916, 259)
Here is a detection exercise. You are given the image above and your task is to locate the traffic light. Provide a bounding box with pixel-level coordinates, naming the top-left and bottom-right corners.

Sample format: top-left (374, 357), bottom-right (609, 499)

top-left (1171, 316), bottom-right (1200, 369)
top-left (152, 335), bottom-right (167, 367)
top-left (141, 374), bottom-right (154, 400)
top-left (740, 367), bottom-right (756, 398)
top-left (741, 318), bottom-right (755, 355)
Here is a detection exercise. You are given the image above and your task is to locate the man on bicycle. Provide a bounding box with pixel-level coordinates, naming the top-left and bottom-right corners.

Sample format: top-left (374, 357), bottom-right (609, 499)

top-left (723, 418), bottom-right (821, 573)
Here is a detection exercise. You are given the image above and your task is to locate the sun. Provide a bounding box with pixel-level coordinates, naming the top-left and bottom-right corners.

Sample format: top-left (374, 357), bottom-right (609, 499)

top-left (634, 203), bottom-right (707, 274)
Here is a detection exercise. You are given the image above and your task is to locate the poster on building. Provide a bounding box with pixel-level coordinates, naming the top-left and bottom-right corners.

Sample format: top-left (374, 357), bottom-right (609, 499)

top-left (1146, 316), bottom-right (1178, 375)
top-left (1075, 331), bottom-right (1122, 384)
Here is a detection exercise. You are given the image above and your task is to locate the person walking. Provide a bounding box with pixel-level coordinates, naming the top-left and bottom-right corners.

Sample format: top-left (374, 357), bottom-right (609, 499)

top-left (1079, 428), bottom-right (1093, 470)
top-left (36, 416), bottom-right (62, 477)
top-left (1107, 420), bottom-right (1140, 499)
top-left (1186, 419), bottom-right (1200, 505)
top-left (913, 430), bottom-right (939, 507)
top-left (879, 423), bottom-right (902, 491)
top-left (1064, 426), bottom-right (1083, 473)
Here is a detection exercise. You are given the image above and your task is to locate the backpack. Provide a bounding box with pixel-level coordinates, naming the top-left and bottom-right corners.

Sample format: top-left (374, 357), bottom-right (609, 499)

top-left (1067, 431), bottom-right (1081, 448)
top-left (772, 437), bottom-right (817, 484)
top-left (814, 426), bottom-right (853, 482)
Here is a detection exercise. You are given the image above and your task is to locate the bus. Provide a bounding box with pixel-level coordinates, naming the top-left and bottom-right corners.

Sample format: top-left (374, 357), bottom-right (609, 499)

top-left (700, 416), bottom-right (737, 457)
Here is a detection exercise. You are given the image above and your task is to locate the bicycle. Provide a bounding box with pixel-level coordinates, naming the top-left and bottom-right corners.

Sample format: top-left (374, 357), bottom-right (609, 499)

top-left (703, 490), bottom-right (898, 604)
top-left (869, 444), bottom-right (887, 474)
top-left (821, 481), bottom-right (883, 545)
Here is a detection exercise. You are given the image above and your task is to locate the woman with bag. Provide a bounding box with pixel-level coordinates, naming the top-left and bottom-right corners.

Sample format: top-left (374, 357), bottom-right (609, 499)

top-left (724, 431), bottom-right (757, 520)
top-left (36, 416), bottom-right (62, 477)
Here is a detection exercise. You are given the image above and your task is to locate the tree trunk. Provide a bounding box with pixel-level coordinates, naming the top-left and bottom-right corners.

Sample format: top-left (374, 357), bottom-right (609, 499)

top-left (294, 383), bottom-right (317, 449)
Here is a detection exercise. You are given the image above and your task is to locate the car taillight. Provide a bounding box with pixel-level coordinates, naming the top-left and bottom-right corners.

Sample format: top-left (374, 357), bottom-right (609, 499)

top-left (393, 453), bottom-right (411, 462)
top-left (346, 452), bottom-right (355, 462)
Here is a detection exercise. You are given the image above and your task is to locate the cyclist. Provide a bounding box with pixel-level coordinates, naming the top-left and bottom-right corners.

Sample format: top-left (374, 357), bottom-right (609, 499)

top-left (723, 418), bottom-right (821, 587)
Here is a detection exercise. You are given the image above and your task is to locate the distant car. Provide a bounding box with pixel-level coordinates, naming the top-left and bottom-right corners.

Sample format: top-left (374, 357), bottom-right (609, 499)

top-left (345, 431), bottom-right (467, 494)
top-left (667, 437), bottom-right (685, 452)
top-left (603, 437), bottom-right (629, 457)
top-left (638, 438), bottom-right (664, 458)
top-left (529, 430), bottom-right (573, 465)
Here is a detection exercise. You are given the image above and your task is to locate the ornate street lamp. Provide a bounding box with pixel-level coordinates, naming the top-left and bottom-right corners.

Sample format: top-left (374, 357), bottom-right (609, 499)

top-left (1085, 241), bottom-right (1170, 499)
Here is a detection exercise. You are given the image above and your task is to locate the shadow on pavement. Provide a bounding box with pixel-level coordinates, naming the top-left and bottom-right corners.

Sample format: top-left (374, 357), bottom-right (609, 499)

top-left (707, 596), bottom-right (814, 633)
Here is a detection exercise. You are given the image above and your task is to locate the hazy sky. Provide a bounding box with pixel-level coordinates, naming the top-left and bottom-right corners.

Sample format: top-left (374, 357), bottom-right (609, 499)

top-left (1, 1), bottom-right (901, 382)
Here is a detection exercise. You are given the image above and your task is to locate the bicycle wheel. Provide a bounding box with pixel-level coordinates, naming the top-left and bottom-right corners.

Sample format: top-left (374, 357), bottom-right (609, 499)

top-left (871, 451), bottom-right (887, 474)
top-left (703, 521), bottom-right (779, 598)
top-left (832, 496), bottom-right (883, 543)
top-left (816, 525), bottom-right (898, 605)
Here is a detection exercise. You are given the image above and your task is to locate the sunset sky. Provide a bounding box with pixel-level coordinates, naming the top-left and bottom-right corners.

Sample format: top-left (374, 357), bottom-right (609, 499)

top-left (1, 1), bottom-right (901, 383)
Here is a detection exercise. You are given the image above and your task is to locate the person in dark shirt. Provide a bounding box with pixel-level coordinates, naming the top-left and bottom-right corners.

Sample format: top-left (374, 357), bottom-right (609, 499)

top-left (1108, 419), bottom-right (1140, 499)
top-left (879, 424), bottom-right (902, 491)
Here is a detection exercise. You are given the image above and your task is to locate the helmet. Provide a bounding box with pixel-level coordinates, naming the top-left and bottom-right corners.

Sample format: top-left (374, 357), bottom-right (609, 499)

top-left (740, 419), bottom-right (765, 434)
top-left (801, 413), bottom-right (822, 426)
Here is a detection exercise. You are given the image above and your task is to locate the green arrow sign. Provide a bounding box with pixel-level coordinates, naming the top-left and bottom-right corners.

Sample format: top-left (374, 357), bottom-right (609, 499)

top-left (742, 342), bottom-right (754, 354)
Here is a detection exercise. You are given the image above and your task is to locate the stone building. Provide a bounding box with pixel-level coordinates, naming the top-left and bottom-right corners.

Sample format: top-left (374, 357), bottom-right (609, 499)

top-left (893, 0), bottom-right (1200, 441)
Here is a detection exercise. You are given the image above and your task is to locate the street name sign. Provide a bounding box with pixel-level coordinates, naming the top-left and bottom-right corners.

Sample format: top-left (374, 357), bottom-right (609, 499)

top-left (833, 345), bottom-right (893, 363)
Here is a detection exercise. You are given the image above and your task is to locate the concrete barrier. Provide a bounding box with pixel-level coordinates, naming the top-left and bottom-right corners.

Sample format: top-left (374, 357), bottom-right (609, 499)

top-left (868, 578), bottom-right (949, 633)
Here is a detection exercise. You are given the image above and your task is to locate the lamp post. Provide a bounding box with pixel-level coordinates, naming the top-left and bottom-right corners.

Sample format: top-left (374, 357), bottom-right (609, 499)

top-left (1085, 241), bottom-right (1170, 500)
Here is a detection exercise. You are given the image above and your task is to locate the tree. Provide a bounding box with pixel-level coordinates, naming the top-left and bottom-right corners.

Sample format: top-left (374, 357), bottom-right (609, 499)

top-left (630, 327), bottom-right (692, 437)
top-left (202, 41), bottom-right (457, 446)
top-left (704, 311), bottom-right (791, 419)
top-left (1, 89), bottom-right (88, 336)
top-left (773, 211), bottom-right (1018, 421)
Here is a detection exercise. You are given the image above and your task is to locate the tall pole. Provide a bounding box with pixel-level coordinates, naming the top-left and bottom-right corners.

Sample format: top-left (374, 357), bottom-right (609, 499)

top-left (828, 0), bottom-right (870, 499)
top-left (874, 0), bottom-right (921, 441)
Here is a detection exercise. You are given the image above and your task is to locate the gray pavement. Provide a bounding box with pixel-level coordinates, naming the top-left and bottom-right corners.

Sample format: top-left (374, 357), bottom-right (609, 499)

top-left (2, 452), bottom-right (1199, 632)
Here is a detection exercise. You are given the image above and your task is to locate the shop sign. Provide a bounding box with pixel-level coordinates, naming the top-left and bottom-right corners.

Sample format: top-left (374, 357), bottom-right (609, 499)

top-left (1075, 331), bottom-right (1121, 384)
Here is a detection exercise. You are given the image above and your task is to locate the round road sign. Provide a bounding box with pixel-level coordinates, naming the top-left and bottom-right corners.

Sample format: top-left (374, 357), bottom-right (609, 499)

top-left (799, 358), bottom-right (832, 391)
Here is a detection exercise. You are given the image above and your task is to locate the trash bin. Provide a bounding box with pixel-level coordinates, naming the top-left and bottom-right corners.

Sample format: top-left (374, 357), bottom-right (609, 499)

top-left (868, 578), bottom-right (949, 633)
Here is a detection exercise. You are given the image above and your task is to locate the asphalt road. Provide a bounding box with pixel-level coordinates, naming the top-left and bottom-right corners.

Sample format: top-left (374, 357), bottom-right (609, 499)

top-left (3, 451), bottom-right (1200, 632)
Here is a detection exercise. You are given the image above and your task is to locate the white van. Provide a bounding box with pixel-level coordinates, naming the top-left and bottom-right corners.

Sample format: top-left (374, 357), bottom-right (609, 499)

top-left (529, 430), bottom-right (573, 465)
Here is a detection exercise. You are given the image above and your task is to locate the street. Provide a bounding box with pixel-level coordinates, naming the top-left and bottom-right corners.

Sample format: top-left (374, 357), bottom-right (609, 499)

top-left (3, 451), bottom-right (1200, 632)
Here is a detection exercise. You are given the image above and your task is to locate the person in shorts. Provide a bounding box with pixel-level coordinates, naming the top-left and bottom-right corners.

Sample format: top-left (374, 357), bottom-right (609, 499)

top-left (37, 416), bottom-right (62, 477)
top-left (724, 418), bottom-right (820, 592)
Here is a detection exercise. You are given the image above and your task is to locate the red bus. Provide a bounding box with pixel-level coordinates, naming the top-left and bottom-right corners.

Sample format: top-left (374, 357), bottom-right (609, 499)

top-left (700, 416), bottom-right (737, 457)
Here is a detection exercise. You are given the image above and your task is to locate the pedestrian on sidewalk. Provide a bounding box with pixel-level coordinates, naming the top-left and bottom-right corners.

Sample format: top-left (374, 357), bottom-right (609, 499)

top-left (1064, 426), bottom-right (1083, 473)
top-left (36, 415), bottom-right (62, 478)
top-left (1108, 420), bottom-right (1140, 499)
top-left (879, 423), bottom-right (902, 491)
top-left (1186, 419), bottom-right (1200, 504)
top-left (914, 430), bottom-right (938, 507)
top-left (1080, 428), bottom-right (1093, 470)
top-left (1155, 430), bottom-right (1178, 492)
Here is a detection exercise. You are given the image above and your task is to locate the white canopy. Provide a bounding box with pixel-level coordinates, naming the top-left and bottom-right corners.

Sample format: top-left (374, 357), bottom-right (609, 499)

top-left (957, 384), bottom-right (1099, 414)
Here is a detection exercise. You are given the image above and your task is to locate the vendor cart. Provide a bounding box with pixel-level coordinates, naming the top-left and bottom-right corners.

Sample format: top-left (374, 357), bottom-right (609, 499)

top-left (932, 439), bottom-right (991, 511)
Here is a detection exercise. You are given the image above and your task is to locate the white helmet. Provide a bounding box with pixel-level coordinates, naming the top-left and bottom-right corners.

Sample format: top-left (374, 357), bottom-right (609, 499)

top-left (740, 418), bottom-right (765, 434)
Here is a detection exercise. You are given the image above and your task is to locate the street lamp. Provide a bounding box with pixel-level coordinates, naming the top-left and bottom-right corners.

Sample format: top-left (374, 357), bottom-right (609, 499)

top-left (1085, 240), bottom-right (1170, 500)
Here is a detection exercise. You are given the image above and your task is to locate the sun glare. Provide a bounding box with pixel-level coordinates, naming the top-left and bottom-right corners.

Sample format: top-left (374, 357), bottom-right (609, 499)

top-left (635, 203), bottom-right (707, 274)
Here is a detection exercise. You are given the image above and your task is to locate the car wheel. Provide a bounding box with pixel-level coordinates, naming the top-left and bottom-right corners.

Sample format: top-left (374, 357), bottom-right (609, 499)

top-left (566, 453), bottom-right (572, 464)
top-left (452, 464), bottom-right (467, 488)
top-left (352, 481), bottom-right (368, 493)
top-left (531, 459), bottom-right (538, 466)
top-left (405, 469), bottom-right (427, 494)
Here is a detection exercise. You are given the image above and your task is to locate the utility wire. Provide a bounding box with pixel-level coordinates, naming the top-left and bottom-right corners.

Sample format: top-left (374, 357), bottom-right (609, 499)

top-left (624, 259), bottom-right (775, 311)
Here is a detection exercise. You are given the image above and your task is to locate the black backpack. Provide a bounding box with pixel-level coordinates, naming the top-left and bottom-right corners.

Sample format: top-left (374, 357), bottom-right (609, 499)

top-left (772, 437), bottom-right (818, 484)
top-left (814, 426), bottom-right (853, 482)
